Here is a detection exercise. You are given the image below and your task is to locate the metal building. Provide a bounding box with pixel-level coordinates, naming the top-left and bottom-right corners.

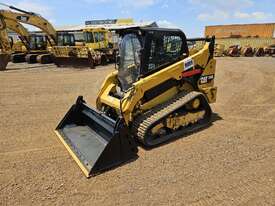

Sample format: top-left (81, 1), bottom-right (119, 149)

top-left (205, 23), bottom-right (275, 38)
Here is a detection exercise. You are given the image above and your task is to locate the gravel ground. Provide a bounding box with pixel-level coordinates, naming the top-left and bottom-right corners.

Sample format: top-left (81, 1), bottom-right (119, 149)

top-left (0, 58), bottom-right (275, 205)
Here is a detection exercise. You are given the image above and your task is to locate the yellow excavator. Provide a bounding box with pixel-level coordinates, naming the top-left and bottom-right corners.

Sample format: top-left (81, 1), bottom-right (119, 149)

top-left (0, 14), bottom-right (51, 68)
top-left (0, 3), bottom-right (57, 63)
top-left (1, 16), bottom-right (56, 65)
top-left (0, 3), bottom-right (75, 64)
top-left (56, 27), bottom-right (217, 177)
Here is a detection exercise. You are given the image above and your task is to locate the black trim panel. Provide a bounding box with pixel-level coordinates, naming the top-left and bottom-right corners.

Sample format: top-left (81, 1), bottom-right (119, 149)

top-left (142, 79), bottom-right (179, 102)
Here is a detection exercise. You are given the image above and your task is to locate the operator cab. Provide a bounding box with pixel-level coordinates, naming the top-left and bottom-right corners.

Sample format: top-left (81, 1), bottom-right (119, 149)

top-left (57, 32), bottom-right (76, 46)
top-left (29, 34), bottom-right (47, 50)
top-left (117, 27), bottom-right (189, 91)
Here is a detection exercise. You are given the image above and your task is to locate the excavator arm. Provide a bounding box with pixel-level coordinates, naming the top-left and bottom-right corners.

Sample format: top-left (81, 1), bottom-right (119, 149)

top-left (0, 3), bottom-right (57, 46)
top-left (4, 18), bottom-right (30, 49)
top-left (0, 15), bottom-right (11, 70)
top-left (0, 15), bottom-right (11, 51)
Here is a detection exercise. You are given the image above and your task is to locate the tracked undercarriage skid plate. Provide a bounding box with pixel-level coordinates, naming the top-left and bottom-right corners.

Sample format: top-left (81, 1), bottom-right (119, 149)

top-left (55, 96), bottom-right (138, 177)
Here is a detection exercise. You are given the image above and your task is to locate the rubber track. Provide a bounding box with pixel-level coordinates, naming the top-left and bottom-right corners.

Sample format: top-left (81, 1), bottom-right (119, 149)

top-left (132, 91), bottom-right (207, 146)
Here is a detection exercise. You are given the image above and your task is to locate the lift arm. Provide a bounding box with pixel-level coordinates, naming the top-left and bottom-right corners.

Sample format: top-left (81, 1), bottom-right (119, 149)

top-left (0, 3), bottom-right (57, 45)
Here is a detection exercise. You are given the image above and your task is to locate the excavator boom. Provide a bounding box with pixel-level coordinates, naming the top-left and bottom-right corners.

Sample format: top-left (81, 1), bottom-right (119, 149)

top-left (0, 15), bottom-right (11, 70)
top-left (4, 18), bottom-right (29, 46)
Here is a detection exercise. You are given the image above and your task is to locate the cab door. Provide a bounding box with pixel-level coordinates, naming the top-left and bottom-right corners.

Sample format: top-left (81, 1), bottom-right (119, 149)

top-left (84, 31), bottom-right (97, 49)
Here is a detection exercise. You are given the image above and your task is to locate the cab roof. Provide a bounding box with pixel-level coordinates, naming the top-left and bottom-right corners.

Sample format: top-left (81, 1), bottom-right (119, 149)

top-left (117, 27), bottom-right (186, 38)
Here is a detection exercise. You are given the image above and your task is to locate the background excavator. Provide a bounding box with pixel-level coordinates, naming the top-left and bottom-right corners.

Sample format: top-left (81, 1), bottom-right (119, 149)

top-left (0, 3), bottom-right (75, 64)
top-left (0, 3), bottom-right (57, 63)
top-left (56, 27), bottom-right (217, 177)
top-left (1, 16), bottom-right (57, 64)
top-left (0, 14), bottom-right (53, 67)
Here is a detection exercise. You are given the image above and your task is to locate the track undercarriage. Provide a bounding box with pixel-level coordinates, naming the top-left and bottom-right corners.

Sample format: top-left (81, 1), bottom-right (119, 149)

top-left (133, 91), bottom-right (212, 146)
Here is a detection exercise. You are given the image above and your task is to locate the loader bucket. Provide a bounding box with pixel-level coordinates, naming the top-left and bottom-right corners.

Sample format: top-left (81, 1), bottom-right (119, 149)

top-left (0, 53), bottom-right (10, 71)
top-left (55, 96), bottom-right (138, 177)
top-left (53, 56), bottom-right (94, 69)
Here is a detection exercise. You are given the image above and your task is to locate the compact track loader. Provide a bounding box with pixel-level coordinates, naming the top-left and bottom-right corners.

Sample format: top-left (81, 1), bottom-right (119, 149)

top-left (56, 27), bottom-right (217, 177)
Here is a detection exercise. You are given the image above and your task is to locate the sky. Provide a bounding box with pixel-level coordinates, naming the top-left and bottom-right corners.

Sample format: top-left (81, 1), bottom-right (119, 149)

top-left (1, 0), bottom-right (275, 37)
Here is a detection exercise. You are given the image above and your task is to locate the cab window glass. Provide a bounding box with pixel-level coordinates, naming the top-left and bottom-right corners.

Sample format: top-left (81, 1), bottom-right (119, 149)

top-left (148, 34), bottom-right (183, 71)
top-left (99, 32), bottom-right (105, 41)
top-left (84, 32), bottom-right (94, 43)
top-left (94, 32), bottom-right (100, 42)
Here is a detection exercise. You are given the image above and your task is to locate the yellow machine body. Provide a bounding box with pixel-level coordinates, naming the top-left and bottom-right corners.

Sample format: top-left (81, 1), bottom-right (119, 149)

top-left (51, 28), bottom-right (115, 68)
top-left (84, 28), bottom-right (110, 50)
top-left (96, 40), bottom-right (217, 124)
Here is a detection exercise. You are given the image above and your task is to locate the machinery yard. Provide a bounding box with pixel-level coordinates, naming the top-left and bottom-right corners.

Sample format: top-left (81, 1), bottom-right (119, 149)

top-left (1, 57), bottom-right (275, 205)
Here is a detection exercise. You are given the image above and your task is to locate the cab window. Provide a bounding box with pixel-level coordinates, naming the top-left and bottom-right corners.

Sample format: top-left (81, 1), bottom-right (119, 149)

top-left (147, 34), bottom-right (183, 71)
top-left (99, 32), bottom-right (105, 41)
top-left (84, 32), bottom-right (94, 43)
top-left (94, 32), bottom-right (100, 42)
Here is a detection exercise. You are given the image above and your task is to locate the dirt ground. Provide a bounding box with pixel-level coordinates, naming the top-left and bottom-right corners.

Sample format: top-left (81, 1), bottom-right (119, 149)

top-left (0, 58), bottom-right (275, 206)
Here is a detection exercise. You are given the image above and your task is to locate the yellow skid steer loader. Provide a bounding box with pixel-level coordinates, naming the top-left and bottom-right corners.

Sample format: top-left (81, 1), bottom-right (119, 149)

top-left (56, 27), bottom-right (217, 177)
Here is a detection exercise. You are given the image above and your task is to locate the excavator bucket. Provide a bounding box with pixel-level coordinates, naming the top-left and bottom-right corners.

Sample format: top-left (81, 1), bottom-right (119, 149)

top-left (0, 53), bottom-right (10, 71)
top-left (55, 96), bottom-right (138, 177)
